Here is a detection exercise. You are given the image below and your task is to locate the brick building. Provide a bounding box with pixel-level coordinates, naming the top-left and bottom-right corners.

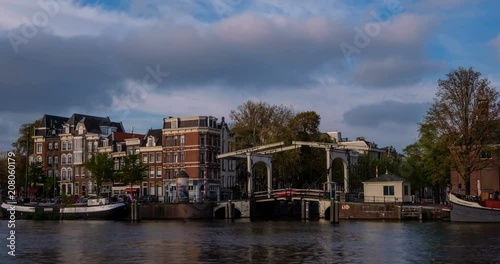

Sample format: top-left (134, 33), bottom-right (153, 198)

top-left (163, 116), bottom-right (236, 202)
top-left (34, 114), bottom-right (124, 197)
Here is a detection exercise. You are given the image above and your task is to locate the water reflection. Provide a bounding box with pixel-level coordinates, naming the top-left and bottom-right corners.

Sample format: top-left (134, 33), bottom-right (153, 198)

top-left (1, 220), bottom-right (499, 263)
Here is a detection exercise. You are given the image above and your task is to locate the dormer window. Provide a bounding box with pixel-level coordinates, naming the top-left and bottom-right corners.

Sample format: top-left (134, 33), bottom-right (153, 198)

top-left (147, 136), bottom-right (155, 147)
top-left (78, 126), bottom-right (83, 135)
top-left (64, 126), bottom-right (69, 134)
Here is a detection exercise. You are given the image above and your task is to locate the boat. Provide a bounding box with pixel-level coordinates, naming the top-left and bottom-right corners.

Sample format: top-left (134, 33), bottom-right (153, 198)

top-left (1, 198), bottom-right (130, 220)
top-left (448, 193), bottom-right (500, 222)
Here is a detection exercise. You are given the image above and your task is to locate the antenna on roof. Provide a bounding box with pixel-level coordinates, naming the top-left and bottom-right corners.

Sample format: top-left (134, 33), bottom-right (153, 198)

top-left (131, 126), bottom-right (134, 137)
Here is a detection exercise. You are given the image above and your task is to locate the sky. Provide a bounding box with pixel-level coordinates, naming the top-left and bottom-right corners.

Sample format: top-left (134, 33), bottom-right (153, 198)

top-left (0, 0), bottom-right (499, 153)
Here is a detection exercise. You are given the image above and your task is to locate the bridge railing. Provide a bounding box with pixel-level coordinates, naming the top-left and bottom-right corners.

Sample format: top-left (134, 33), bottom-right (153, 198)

top-left (253, 189), bottom-right (327, 200)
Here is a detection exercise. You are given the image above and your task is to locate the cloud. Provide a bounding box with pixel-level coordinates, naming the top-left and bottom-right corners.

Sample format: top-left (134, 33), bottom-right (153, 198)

top-left (1, 0), bottom-right (493, 153)
top-left (352, 57), bottom-right (445, 88)
top-left (342, 100), bottom-right (429, 128)
top-left (491, 34), bottom-right (500, 58)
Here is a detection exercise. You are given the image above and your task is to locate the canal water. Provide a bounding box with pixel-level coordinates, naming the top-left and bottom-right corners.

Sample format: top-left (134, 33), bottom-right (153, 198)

top-left (1, 219), bottom-right (500, 263)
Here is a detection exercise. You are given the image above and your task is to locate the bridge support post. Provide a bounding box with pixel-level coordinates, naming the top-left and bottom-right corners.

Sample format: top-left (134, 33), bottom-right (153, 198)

top-left (247, 153), bottom-right (253, 198)
top-left (225, 200), bottom-right (234, 219)
top-left (301, 200), bottom-right (310, 220)
top-left (326, 150), bottom-right (332, 196)
top-left (330, 199), bottom-right (339, 224)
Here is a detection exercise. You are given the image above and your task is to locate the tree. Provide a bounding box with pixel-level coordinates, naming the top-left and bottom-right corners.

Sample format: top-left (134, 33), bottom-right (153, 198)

top-left (12, 119), bottom-right (42, 156)
top-left (230, 100), bottom-right (294, 147)
top-left (28, 160), bottom-right (45, 194)
top-left (11, 119), bottom-right (42, 195)
top-left (428, 67), bottom-right (500, 194)
top-left (85, 153), bottom-right (115, 197)
top-left (289, 111), bottom-right (322, 141)
top-left (119, 153), bottom-right (147, 197)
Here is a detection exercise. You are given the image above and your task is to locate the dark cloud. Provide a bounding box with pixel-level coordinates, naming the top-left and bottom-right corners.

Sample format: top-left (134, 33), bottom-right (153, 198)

top-left (352, 58), bottom-right (445, 88)
top-left (342, 100), bottom-right (429, 128)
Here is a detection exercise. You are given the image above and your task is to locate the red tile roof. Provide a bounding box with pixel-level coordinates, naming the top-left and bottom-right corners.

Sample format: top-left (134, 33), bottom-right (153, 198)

top-left (112, 132), bottom-right (145, 142)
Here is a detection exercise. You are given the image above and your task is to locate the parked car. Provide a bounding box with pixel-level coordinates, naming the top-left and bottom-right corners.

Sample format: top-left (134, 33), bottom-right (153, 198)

top-left (138, 195), bottom-right (159, 204)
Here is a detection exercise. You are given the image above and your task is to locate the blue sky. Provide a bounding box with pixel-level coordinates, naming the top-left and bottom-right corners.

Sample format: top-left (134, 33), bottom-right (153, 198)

top-left (0, 0), bottom-right (499, 152)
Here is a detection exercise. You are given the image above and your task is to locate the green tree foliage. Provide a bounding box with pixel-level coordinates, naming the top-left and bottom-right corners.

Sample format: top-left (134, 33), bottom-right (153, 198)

top-left (85, 153), bottom-right (115, 197)
top-left (289, 111), bottom-right (321, 141)
top-left (230, 100), bottom-right (294, 147)
top-left (10, 119), bottom-right (42, 194)
top-left (230, 101), bottom-right (326, 188)
top-left (28, 160), bottom-right (45, 188)
top-left (427, 67), bottom-right (500, 194)
top-left (12, 119), bottom-right (42, 156)
top-left (118, 153), bottom-right (147, 196)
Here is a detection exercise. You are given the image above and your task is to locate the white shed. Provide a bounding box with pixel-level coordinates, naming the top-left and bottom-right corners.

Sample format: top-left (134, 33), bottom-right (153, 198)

top-left (363, 171), bottom-right (412, 203)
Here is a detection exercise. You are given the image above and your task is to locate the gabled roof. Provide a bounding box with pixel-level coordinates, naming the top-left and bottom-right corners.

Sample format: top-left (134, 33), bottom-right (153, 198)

top-left (143, 129), bottom-right (163, 146)
top-left (364, 172), bottom-right (405, 183)
top-left (70, 114), bottom-right (124, 134)
top-left (40, 114), bottom-right (68, 129)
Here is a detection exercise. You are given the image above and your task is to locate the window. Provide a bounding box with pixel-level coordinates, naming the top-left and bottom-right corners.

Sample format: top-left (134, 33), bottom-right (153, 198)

top-left (156, 153), bottom-right (162, 163)
top-left (48, 143), bottom-right (53, 150)
top-left (48, 156), bottom-right (53, 165)
top-left (142, 154), bottom-right (147, 163)
top-left (180, 152), bottom-right (185, 163)
top-left (99, 140), bottom-right (104, 148)
top-left (54, 156), bottom-right (58, 164)
top-left (165, 136), bottom-right (170, 147)
top-left (200, 153), bottom-right (205, 164)
top-left (200, 169), bottom-right (204, 178)
top-left (189, 185), bottom-right (194, 191)
top-left (67, 154), bottom-right (72, 164)
top-left (173, 153), bottom-right (178, 163)
top-left (75, 167), bottom-right (79, 176)
top-left (404, 185), bottom-right (409, 196)
top-left (383, 186), bottom-right (395, 196)
top-left (62, 141), bottom-right (67, 151)
top-left (150, 167), bottom-right (155, 177)
top-left (48, 170), bottom-right (53, 177)
top-left (68, 141), bottom-right (72, 150)
top-left (180, 135), bottom-right (185, 146)
top-left (157, 166), bottom-right (162, 177)
top-left (480, 151), bottom-right (492, 159)
top-left (36, 143), bottom-right (42, 153)
top-left (173, 136), bottom-right (177, 146)
top-left (68, 168), bottom-right (72, 178)
top-left (54, 142), bottom-right (59, 150)
top-left (166, 169), bottom-right (170, 179)
top-left (61, 155), bottom-right (66, 164)
top-left (117, 145), bottom-right (122, 152)
top-left (199, 135), bottom-right (205, 146)
top-left (165, 153), bottom-right (170, 164)
top-left (78, 127), bottom-right (83, 135)
top-left (149, 153), bottom-right (154, 163)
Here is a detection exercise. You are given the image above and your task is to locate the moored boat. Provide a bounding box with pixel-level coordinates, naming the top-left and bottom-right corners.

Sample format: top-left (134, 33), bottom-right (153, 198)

top-left (1, 200), bottom-right (129, 220)
top-left (449, 193), bottom-right (500, 222)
